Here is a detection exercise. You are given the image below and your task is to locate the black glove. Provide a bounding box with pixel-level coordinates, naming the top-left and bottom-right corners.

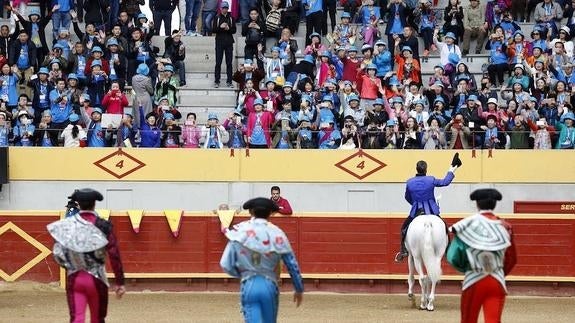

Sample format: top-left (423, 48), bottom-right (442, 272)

top-left (451, 152), bottom-right (462, 168)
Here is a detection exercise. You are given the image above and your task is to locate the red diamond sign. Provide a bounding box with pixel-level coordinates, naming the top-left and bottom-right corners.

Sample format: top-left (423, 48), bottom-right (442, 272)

top-left (93, 148), bottom-right (146, 179)
top-left (334, 151), bottom-right (387, 180)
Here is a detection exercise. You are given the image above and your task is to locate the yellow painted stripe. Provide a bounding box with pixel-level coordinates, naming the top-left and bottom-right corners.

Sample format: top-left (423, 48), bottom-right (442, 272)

top-left (7, 148), bottom-right (575, 183)
top-left (106, 273), bottom-right (575, 283)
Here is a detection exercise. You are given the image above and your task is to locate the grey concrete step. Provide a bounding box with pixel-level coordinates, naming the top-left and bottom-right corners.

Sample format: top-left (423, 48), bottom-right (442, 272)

top-left (179, 91), bottom-right (237, 107)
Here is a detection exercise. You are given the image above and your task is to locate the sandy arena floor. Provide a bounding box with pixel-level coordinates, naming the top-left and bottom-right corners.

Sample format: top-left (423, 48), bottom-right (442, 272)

top-left (1, 282), bottom-right (574, 322)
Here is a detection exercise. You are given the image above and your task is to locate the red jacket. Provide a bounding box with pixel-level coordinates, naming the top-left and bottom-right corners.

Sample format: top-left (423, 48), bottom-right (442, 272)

top-left (273, 197), bottom-right (293, 215)
top-left (247, 111), bottom-right (274, 147)
top-left (102, 91), bottom-right (129, 114)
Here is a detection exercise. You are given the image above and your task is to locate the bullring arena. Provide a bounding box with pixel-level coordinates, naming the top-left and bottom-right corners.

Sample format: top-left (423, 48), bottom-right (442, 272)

top-left (0, 148), bottom-right (574, 322)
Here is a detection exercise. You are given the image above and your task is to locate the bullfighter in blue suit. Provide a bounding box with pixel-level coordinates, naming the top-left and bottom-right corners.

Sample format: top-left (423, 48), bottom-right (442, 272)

top-left (394, 153), bottom-right (463, 263)
top-left (220, 197), bottom-right (304, 322)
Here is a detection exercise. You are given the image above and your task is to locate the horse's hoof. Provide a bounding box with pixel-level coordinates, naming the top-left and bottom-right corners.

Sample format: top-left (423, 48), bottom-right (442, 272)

top-left (427, 307), bottom-right (435, 312)
top-left (419, 304), bottom-right (427, 310)
top-left (407, 293), bottom-right (414, 300)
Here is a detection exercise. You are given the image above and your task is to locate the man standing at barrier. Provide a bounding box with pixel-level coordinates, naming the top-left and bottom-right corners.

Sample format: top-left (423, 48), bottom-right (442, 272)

top-left (220, 197), bottom-right (304, 322)
top-left (447, 188), bottom-right (517, 323)
top-left (395, 153), bottom-right (463, 263)
top-left (47, 188), bottom-right (126, 323)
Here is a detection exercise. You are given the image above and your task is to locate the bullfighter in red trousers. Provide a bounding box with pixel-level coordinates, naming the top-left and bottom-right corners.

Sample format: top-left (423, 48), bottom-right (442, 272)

top-left (447, 188), bottom-right (517, 323)
top-left (47, 188), bottom-right (125, 323)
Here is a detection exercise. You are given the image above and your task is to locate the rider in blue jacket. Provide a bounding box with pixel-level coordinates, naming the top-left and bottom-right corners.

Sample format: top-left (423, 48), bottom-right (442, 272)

top-left (395, 153), bottom-right (463, 262)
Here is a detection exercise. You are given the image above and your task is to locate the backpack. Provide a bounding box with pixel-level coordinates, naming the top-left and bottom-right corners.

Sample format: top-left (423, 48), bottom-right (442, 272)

top-left (246, 28), bottom-right (262, 45)
top-left (265, 9), bottom-right (282, 33)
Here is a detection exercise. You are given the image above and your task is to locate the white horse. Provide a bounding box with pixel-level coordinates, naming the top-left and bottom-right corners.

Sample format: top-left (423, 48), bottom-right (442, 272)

top-left (405, 214), bottom-right (448, 311)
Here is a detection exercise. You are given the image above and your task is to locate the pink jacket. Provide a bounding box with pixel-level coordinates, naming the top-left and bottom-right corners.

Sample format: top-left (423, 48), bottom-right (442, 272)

top-left (182, 124), bottom-right (202, 148)
top-left (247, 111), bottom-right (273, 147)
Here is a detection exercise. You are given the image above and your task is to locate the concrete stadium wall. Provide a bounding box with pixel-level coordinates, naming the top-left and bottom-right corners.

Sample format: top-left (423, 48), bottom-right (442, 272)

top-left (1, 181), bottom-right (574, 214)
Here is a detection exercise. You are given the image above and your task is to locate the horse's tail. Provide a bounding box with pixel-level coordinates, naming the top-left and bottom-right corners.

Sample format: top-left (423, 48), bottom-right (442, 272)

top-left (422, 219), bottom-right (442, 283)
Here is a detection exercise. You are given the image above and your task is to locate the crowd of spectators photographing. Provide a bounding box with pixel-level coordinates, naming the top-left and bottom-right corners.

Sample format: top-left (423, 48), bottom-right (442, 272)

top-left (0, 0), bottom-right (573, 149)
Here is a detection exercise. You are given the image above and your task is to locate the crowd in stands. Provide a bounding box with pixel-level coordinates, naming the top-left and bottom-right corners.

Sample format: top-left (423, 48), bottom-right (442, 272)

top-left (0, 0), bottom-right (573, 150)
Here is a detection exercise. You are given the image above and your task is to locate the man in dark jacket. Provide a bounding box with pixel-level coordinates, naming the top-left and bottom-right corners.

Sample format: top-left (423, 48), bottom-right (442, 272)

top-left (9, 30), bottom-right (38, 99)
top-left (0, 24), bottom-right (18, 62)
top-left (80, 0), bottom-right (109, 30)
top-left (34, 110), bottom-right (59, 146)
top-left (28, 67), bottom-right (54, 124)
top-left (164, 31), bottom-right (186, 86)
top-left (212, 2), bottom-right (236, 88)
top-left (150, 0), bottom-right (178, 36)
top-left (13, 6), bottom-right (51, 65)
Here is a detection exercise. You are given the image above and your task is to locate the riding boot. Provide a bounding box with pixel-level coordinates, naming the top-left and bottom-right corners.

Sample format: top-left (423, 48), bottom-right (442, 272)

top-left (395, 217), bottom-right (413, 262)
top-left (442, 218), bottom-right (451, 253)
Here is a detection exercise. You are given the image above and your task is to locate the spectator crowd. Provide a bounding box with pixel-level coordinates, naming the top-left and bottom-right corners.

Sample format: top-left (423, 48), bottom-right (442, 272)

top-left (0, 0), bottom-right (573, 150)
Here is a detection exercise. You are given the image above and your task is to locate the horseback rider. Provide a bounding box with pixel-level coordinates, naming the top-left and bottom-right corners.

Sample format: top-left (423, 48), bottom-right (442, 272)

top-left (395, 153), bottom-right (463, 263)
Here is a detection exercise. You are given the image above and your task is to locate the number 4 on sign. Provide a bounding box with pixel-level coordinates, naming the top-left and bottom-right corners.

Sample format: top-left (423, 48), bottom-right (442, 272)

top-left (116, 160), bottom-right (124, 168)
top-left (356, 161), bottom-right (365, 170)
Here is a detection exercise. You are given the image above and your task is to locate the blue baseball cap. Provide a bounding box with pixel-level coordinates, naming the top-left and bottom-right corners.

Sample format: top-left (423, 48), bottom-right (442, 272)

top-left (137, 63), bottom-right (149, 76)
top-left (208, 112), bottom-right (218, 120)
top-left (106, 38), bottom-right (119, 47)
top-left (341, 12), bottom-right (351, 19)
top-left (374, 98), bottom-right (384, 106)
top-left (38, 67), bottom-right (49, 75)
top-left (309, 32), bottom-right (321, 40)
top-left (67, 73), bottom-right (78, 81)
top-left (164, 65), bottom-right (174, 73)
top-left (444, 32), bottom-right (456, 40)
top-left (91, 46), bottom-right (103, 54)
top-left (69, 113), bottom-right (80, 122)
top-left (253, 98), bottom-right (264, 106)
top-left (90, 60), bottom-right (102, 68)
top-left (322, 95), bottom-right (333, 103)
top-left (91, 107), bottom-right (103, 115)
top-left (347, 94), bottom-right (359, 102)
top-left (163, 113), bottom-right (174, 120)
top-left (467, 94), bottom-right (478, 101)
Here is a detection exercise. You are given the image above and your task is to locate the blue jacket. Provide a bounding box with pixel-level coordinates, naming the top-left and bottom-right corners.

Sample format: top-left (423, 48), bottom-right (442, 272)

top-left (52, 0), bottom-right (73, 12)
top-left (302, 0), bottom-right (323, 16)
top-left (373, 51), bottom-right (392, 77)
top-left (139, 106), bottom-right (161, 147)
top-left (405, 171), bottom-right (455, 218)
top-left (49, 89), bottom-right (73, 123)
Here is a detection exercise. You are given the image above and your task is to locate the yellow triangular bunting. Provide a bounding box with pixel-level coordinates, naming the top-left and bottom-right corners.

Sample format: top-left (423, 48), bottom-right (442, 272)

top-left (164, 210), bottom-right (184, 237)
top-left (96, 209), bottom-right (111, 220)
top-left (217, 210), bottom-right (236, 228)
top-left (127, 210), bottom-right (144, 233)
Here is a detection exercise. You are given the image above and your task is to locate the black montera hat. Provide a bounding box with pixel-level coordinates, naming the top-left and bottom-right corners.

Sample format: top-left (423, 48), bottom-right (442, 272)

top-left (69, 189), bottom-right (104, 202)
top-left (470, 188), bottom-right (502, 202)
top-left (243, 197), bottom-right (279, 212)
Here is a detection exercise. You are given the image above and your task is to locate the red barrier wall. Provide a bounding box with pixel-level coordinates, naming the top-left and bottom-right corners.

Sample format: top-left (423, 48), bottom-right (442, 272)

top-left (1, 213), bottom-right (574, 285)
